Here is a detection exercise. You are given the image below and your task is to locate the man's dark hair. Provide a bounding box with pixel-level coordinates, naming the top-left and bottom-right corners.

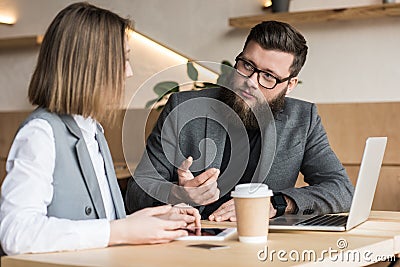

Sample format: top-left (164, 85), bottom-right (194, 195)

top-left (244, 20), bottom-right (308, 77)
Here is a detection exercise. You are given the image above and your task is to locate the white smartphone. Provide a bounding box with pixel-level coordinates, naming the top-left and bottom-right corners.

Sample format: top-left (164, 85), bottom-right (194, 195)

top-left (176, 227), bottom-right (237, 241)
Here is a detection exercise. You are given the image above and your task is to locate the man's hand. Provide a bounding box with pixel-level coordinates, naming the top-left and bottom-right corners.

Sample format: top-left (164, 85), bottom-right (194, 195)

top-left (208, 199), bottom-right (236, 222)
top-left (173, 156), bottom-right (220, 206)
top-left (208, 198), bottom-right (283, 222)
top-left (270, 195), bottom-right (296, 218)
top-left (269, 202), bottom-right (277, 218)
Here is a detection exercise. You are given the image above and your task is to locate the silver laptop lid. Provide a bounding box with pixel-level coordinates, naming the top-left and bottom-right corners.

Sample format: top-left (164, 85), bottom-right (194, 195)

top-left (346, 137), bottom-right (387, 230)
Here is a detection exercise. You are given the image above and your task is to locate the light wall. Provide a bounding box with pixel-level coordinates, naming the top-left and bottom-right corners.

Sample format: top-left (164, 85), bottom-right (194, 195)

top-left (125, 0), bottom-right (400, 104)
top-left (1, 0), bottom-right (400, 112)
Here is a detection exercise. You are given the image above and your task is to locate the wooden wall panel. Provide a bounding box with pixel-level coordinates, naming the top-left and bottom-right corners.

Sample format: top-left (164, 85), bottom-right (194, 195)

top-left (1, 103), bottom-right (399, 212)
top-left (0, 111), bottom-right (30, 159)
top-left (103, 108), bottom-right (160, 166)
top-left (0, 111), bottom-right (30, 185)
top-left (295, 165), bottom-right (400, 211)
top-left (315, 102), bottom-right (400, 212)
top-left (345, 166), bottom-right (400, 211)
top-left (0, 158), bottom-right (6, 185)
top-left (316, 102), bottom-right (400, 165)
top-left (0, 109), bottom-right (158, 166)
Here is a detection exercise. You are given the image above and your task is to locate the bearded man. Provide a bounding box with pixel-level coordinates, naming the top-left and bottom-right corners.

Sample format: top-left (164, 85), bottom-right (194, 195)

top-left (126, 21), bottom-right (354, 221)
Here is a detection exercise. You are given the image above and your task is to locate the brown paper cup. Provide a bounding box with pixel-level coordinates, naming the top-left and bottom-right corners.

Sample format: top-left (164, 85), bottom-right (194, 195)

top-left (231, 183), bottom-right (273, 243)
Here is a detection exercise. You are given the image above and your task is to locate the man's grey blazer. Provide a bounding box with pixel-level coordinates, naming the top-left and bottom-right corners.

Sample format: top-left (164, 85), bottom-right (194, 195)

top-left (126, 88), bottom-right (354, 216)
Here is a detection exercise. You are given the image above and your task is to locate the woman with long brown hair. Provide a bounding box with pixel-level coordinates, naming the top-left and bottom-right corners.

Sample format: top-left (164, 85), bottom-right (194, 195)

top-left (0, 2), bottom-right (199, 255)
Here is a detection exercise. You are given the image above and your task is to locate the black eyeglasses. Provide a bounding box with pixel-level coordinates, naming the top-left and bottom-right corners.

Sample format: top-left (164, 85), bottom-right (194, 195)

top-left (234, 57), bottom-right (292, 90)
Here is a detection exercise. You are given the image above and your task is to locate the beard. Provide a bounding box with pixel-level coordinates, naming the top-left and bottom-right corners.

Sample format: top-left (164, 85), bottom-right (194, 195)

top-left (220, 86), bottom-right (287, 130)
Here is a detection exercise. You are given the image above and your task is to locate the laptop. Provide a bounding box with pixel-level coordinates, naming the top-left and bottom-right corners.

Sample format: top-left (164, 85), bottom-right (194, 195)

top-left (269, 137), bottom-right (387, 231)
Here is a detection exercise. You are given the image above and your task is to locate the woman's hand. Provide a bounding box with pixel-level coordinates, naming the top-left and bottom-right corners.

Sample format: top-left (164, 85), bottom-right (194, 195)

top-left (158, 203), bottom-right (201, 229)
top-left (109, 205), bottom-right (192, 246)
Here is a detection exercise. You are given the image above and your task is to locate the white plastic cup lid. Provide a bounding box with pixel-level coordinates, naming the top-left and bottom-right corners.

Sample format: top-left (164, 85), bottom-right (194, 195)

top-left (231, 183), bottom-right (273, 198)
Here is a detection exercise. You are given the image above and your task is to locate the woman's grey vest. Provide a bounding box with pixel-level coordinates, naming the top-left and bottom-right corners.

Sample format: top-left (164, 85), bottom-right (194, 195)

top-left (20, 108), bottom-right (126, 220)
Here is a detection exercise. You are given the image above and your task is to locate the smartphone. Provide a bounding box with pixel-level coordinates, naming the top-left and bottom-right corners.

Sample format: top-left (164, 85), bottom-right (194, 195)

top-left (176, 227), bottom-right (236, 241)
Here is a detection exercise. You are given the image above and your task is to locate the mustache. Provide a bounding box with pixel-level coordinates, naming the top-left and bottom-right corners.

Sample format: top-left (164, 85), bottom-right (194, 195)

top-left (233, 88), bottom-right (267, 103)
top-left (236, 89), bottom-right (268, 105)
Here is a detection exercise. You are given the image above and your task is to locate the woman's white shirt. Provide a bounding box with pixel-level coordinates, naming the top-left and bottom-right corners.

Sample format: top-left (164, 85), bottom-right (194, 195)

top-left (0, 116), bottom-right (116, 255)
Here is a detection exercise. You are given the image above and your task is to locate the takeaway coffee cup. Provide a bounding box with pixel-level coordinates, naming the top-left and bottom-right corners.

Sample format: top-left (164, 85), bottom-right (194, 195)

top-left (231, 183), bottom-right (273, 243)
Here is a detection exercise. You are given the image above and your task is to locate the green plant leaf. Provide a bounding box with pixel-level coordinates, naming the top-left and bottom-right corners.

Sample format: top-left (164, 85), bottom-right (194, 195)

top-left (187, 62), bottom-right (198, 81)
top-left (221, 60), bottom-right (233, 67)
top-left (217, 60), bottom-right (233, 87)
top-left (217, 73), bottom-right (230, 85)
top-left (153, 81), bottom-right (179, 97)
top-left (145, 98), bottom-right (158, 109)
top-left (202, 82), bottom-right (218, 89)
top-left (220, 60), bottom-right (233, 75)
top-left (156, 104), bottom-right (165, 111)
top-left (170, 85), bottom-right (180, 93)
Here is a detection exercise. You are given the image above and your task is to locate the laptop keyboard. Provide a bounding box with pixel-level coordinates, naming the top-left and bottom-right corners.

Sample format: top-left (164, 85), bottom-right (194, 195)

top-left (295, 214), bottom-right (348, 227)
